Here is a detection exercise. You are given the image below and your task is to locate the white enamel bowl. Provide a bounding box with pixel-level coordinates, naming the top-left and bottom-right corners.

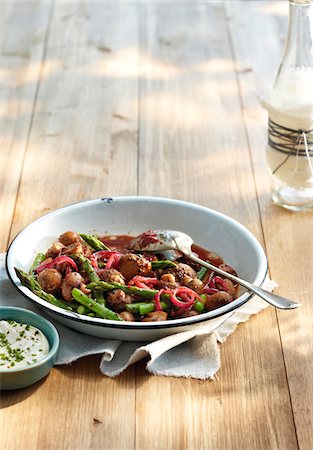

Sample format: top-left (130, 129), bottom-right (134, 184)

top-left (6, 197), bottom-right (268, 341)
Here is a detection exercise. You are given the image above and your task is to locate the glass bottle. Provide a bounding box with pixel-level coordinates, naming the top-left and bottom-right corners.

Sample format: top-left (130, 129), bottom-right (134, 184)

top-left (266, 0), bottom-right (313, 210)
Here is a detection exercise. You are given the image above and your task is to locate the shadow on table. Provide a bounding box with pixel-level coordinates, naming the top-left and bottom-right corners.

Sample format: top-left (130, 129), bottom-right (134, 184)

top-left (54, 353), bottom-right (136, 384)
top-left (0, 375), bottom-right (48, 408)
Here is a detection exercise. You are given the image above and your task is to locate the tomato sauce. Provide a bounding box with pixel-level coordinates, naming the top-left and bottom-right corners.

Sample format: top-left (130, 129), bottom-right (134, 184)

top-left (101, 235), bottom-right (224, 266)
top-left (101, 235), bottom-right (133, 252)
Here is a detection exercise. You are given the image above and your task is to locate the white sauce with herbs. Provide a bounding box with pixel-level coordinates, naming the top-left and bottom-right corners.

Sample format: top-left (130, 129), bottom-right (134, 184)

top-left (0, 319), bottom-right (49, 370)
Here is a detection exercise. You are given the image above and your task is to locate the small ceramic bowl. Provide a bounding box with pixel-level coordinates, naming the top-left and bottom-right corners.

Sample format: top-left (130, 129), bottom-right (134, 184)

top-left (0, 307), bottom-right (59, 390)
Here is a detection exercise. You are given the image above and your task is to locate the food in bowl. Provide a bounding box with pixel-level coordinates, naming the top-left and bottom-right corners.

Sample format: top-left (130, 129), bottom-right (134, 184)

top-left (0, 307), bottom-right (59, 390)
top-left (15, 230), bottom-right (240, 323)
top-left (0, 319), bottom-right (49, 370)
top-left (6, 197), bottom-right (268, 341)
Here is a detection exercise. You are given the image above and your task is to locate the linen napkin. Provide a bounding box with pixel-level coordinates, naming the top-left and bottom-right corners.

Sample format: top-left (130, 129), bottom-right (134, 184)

top-left (0, 253), bottom-right (277, 379)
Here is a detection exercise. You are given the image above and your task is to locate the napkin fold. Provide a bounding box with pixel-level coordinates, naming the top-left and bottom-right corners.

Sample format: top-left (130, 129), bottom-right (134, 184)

top-left (0, 254), bottom-right (276, 379)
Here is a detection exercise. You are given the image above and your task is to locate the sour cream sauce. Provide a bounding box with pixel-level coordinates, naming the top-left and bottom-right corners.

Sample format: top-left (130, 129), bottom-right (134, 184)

top-left (0, 319), bottom-right (49, 370)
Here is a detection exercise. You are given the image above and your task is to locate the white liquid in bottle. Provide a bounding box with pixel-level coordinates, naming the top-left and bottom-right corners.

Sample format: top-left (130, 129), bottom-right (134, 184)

top-left (264, 0), bottom-right (313, 210)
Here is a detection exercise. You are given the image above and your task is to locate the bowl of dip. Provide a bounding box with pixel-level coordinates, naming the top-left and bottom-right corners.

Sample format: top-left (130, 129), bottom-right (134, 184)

top-left (0, 307), bottom-right (59, 390)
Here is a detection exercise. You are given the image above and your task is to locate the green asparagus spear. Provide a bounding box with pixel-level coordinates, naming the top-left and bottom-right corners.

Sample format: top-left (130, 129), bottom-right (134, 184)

top-left (87, 280), bottom-right (160, 300)
top-left (197, 267), bottom-right (209, 281)
top-left (29, 253), bottom-right (46, 274)
top-left (125, 303), bottom-right (140, 314)
top-left (193, 300), bottom-right (205, 313)
top-left (72, 254), bottom-right (99, 283)
top-left (73, 254), bottom-right (105, 304)
top-left (126, 301), bottom-right (168, 315)
top-left (94, 289), bottom-right (105, 305)
top-left (193, 294), bottom-right (207, 313)
top-left (151, 260), bottom-right (177, 270)
top-left (88, 280), bottom-right (206, 312)
top-left (139, 302), bottom-right (157, 315)
top-left (77, 305), bottom-right (87, 315)
top-left (71, 288), bottom-right (122, 321)
top-left (15, 268), bottom-right (73, 311)
top-left (79, 234), bottom-right (110, 251)
top-left (87, 280), bottom-right (194, 308)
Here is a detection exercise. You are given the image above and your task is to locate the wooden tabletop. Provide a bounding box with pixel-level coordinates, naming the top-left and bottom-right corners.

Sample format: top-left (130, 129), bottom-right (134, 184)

top-left (1, 1), bottom-right (312, 449)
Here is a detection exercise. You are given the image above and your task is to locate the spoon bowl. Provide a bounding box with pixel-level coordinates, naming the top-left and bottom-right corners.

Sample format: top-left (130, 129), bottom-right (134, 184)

top-left (131, 229), bottom-right (300, 310)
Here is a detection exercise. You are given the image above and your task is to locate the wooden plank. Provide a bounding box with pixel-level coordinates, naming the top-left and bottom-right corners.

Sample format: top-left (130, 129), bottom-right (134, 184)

top-left (227, 2), bottom-right (313, 449)
top-left (136, 2), bottom-right (297, 450)
top-left (2, 2), bottom-right (139, 449)
top-left (0, 1), bottom-right (52, 252)
top-left (9, 1), bottom-right (139, 241)
top-left (1, 355), bottom-right (135, 449)
top-left (138, 2), bottom-right (261, 236)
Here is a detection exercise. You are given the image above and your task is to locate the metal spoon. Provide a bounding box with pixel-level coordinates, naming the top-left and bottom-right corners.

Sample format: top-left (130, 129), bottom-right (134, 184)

top-left (130, 230), bottom-right (300, 310)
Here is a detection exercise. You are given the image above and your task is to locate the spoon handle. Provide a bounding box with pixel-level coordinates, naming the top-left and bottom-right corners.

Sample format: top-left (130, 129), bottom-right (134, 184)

top-left (187, 253), bottom-right (300, 310)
